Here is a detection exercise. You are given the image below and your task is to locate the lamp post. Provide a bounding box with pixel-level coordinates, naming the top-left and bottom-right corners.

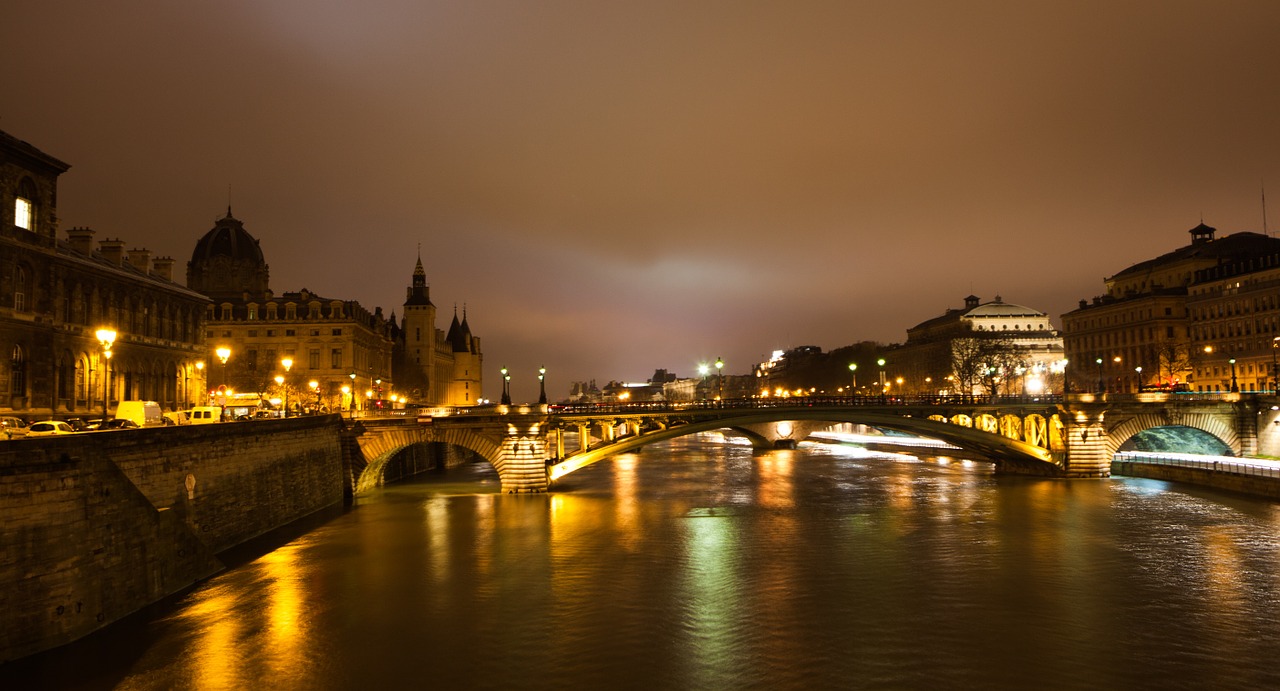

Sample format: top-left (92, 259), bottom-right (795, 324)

top-left (341, 385), bottom-right (351, 419)
top-left (848, 363), bottom-right (858, 397)
top-left (95, 328), bottom-right (116, 419)
top-left (876, 358), bottom-right (886, 390)
top-left (715, 357), bottom-right (724, 402)
top-left (538, 366), bottom-right (547, 405)
top-left (1272, 337), bottom-right (1280, 393)
top-left (274, 375), bottom-right (285, 416)
top-left (281, 357), bottom-right (293, 416)
top-left (500, 366), bottom-right (511, 405)
top-left (349, 372), bottom-right (357, 417)
top-left (194, 361), bottom-right (204, 406)
top-left (309, 380), bottom-right (319, 414)
top-left (215, 346), bottom-right (231, 398)
top-left (1135, 366), bottom-right (1143, 393)
top-left (1229, 358), bottom-right (1239, 393)
top-left (698, 363), bottom-right (710, 401)
top-left (1095, 357), bottom-right (1103, 394)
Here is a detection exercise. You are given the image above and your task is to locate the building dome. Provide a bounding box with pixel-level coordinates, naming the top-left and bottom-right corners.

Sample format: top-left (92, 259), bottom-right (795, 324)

top-left (186, 208), bottom-right (270, 299)
top-left (963, 296), bottom-right (1045, 319)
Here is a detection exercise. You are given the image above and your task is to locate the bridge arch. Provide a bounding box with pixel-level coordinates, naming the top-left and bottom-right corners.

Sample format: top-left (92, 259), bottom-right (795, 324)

top-left (549, 408), bottom-right (1059, 484)
top-left (1106, 412), bottom-right (1239, 456)
top-left (352, 424), bottom-right (504, 493)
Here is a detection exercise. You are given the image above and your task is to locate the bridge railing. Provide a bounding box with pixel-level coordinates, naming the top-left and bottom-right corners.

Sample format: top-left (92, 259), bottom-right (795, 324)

top-left (1114, 451), bottom-right (1280, 479)
top-left (547, 394), bottom-right (1062, 416)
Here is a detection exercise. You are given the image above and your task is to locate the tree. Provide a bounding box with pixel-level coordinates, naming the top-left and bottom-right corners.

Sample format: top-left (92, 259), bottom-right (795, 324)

top-left (952, 337), bottom-right (1030, 397)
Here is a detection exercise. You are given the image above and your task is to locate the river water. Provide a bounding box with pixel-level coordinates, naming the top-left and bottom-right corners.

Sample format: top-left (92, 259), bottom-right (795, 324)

top-left (8, 436), bottom-right (1280, 690)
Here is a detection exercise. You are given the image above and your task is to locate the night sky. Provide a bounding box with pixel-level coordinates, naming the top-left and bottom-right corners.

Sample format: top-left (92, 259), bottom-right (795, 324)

top-left (6, 1), bottom-right (1280, 402)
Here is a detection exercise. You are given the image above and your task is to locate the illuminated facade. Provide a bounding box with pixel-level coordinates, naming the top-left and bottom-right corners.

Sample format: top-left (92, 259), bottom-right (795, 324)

top-left (893, 295), bottom-right (1065, 395)
top-left (189, 211), bottom-right (395, 412)
top-left (1062, 223), bottom-right (1280, 393)
top-left (397, 254), bottom-right (483, 406)
top-left (0, 129), bottom-right (208, 418)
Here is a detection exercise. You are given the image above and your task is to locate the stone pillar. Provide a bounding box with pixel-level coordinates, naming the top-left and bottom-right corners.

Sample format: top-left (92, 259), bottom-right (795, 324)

top-left (1062, 406), bottom-right (1110, 477)
top-left (497, 435), bottom-right (549, 492)
top-left (577, 423), bottom-right (591, 452)
top-left (1236, 400), bottom-right (1259, 458)
top-left (554, 428), bottom-right (565, 459)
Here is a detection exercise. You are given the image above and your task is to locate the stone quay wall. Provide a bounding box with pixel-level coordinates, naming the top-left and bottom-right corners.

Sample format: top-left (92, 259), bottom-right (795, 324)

top-left (0, 415), bottom-right (346, 663)
top-left (1112, 460), bottom-right (1280, 500)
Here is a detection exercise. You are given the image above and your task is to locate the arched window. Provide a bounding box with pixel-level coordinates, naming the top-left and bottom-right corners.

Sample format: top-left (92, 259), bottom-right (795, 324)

top-left (11, 345), bottom-right (26, 399)
top-left (13, 265), bottom-right (29, 311)
top-left (14, 178), bottom-right (37, 231)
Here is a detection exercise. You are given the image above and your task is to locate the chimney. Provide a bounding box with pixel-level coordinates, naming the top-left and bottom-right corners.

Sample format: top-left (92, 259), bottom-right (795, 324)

top-left (152, 256), bottom-right (174, 281)
top-left (126, 248), bottom-right (152, 274)
top-left (98, 238), bottom-right (126, 266)
top-left (66, 226), bottom-right (96, 255)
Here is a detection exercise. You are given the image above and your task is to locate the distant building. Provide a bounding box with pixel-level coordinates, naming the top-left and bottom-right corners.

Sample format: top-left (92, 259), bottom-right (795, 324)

top-left (397, 254), bottom-right (483, 406)
top-left (1061, 223), bottom-right (1280, 393)
top-left (190, 210), bottom-right (396, 413)
top-left (0, 129), bottom-right (207, 419)
top-left (892, 295), bottom-right (1065, 395)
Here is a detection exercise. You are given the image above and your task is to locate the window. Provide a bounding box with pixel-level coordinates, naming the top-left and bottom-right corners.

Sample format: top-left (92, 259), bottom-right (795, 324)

top-left (11, 345), bottom-right (25, 397)
top-left (285, 329), bottom-right (296, 337)
top-left (267, 329), bottom-right (276, 337)
top-left (13, 265), bottom-right (28, 311)
top-left (332, 328), bottom-right (342, 336)
top-left (14, 178), bottom-right (36, 231)
top-left (309, 349), bottom-right (320, 369)
top-left (331, 349), bottom-right (342, 368)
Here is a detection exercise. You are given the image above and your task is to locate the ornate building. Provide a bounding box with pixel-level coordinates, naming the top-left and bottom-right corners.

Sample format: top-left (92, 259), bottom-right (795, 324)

top-left (190, 210), bottom-right (396, 413)
top-left (1061, 223), bottom-right (1280, 393)
top-left (0, 129), bottom-right (208, 419)
top-left (397, 254), bottom-right (483, 406)
top-left (891, 295), bottom-right (1065, 395)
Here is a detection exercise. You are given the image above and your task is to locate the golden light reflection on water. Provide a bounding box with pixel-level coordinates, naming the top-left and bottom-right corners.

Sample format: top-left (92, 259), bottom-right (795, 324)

top-left (260, 546), bottom-right (306, 680)
top-left (177, 587), bottom-right (240, 690)
top-left (425, 496), bottom-right (452, 586)
top-left (754, 450), bottom-right (794, 509)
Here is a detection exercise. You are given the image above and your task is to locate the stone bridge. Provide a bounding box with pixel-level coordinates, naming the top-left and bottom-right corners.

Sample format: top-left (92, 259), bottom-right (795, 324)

top-left (347, 394), bottom-right (1280, 493)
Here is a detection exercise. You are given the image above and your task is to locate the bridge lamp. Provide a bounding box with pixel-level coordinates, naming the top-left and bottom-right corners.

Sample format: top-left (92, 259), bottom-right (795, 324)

top-left (1229, 358), bottom-right (1239, 393)
top-left (1095, 357), bottom-right (1103, 394)
top-left (876, 358), bottom-right (886, 389)
top-left (349, 372), bottom-right (358, 416)
top-left (1272, 337), bottom-right (1280, 393)
top-left (1134, 366), bottom-right (1143, 393)
top-left (848, 363), bottom-right (857, 394)
top-left (500, 366), bottom-right (511, 405)
top-left (715, 357), bottom-right (724, 402)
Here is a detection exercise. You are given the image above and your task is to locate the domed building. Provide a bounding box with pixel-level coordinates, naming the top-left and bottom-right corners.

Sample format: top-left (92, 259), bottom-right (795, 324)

top-left (892, 295), bottom-right (1066, 396)
top-left (188, 210), bottom-right (397, 414)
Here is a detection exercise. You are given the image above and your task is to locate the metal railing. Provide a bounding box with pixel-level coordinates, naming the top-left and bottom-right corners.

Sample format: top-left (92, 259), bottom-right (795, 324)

top-left (1113, 451), bottom-right (1280, 479)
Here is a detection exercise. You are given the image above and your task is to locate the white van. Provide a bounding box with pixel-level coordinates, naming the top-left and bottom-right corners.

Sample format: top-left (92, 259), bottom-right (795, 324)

top-left (189, 406), bottom-right (223, 424)
top-left (115, 401), bottom-right (163, 428)
top-left (163, 410), bottom-right (190, 426)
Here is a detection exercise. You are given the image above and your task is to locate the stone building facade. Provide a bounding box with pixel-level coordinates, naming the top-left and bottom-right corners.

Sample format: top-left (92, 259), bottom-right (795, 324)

top-left (397, 255), bottom-right (483, 406)
top-left (0, 129), bottom-right (208, 419)
top-left (189, 210), bottom-right (396, 413)
top-left (1062, 223), bottom-right (1280, 393)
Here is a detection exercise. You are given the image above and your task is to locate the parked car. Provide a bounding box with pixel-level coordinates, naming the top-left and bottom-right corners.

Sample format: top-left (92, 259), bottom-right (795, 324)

top-left (26, 421), bottom-right (76, 436)
top-left (1, 416), bottom-right (29, 439)
top-left (64, 417), bottom-right (92, 432)
top-left (83, 418), bottom-right (106, 430)
top-left (96, 419), bottom-right (140, 431)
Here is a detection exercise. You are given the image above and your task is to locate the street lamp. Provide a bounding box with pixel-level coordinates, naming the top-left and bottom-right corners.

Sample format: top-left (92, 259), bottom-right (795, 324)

top-left (95, 328), bottom-right (116, 418)
top-left (698, 363), bottom-right (710, 401)
top-left (848, 363), bottom-right (858, 396)
top-left (538, 366), bottom-right (547, 405)
top-left (1135, 366), bottom-right (1143, 393)
top-left (1229, 358), bottom-right (1239, 393)
top-left (309, 380), bottom-right (319, 414)
top-left (349, 372), bottom-right (357, 417)
top-left (341, 385), bottom-right (351, 419)
top-left (194, 360), bottom-right (204, 406)
top-left (274, 375), bottom-right (285, 416)
top-left (877, 358), bottom-right (886, 390)
top-left (1095, 357), bottom-right (1103, 393)
top-left (281, 357), bottom-right (293, 416)
top-left (215, 346), bottom-right (231, 399)
top-left (715, 357), bottom-right (724, 402)
top-left (1271, 337), bottom-right (1280, 393)
top-left (500, 366), bottom-right (511, 405)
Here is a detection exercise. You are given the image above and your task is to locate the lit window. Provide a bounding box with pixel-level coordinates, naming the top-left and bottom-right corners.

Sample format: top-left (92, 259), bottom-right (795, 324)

top-left (14, 197), bottom-right (32, 230)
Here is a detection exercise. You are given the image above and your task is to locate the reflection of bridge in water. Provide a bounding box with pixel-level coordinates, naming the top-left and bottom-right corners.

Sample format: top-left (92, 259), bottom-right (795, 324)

top-left (347, 394), bottom-right (1280, 493)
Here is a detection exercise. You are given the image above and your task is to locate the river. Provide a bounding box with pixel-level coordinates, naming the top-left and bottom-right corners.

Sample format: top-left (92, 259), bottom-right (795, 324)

top-left (6, 435), bottom-right (1280, 689)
